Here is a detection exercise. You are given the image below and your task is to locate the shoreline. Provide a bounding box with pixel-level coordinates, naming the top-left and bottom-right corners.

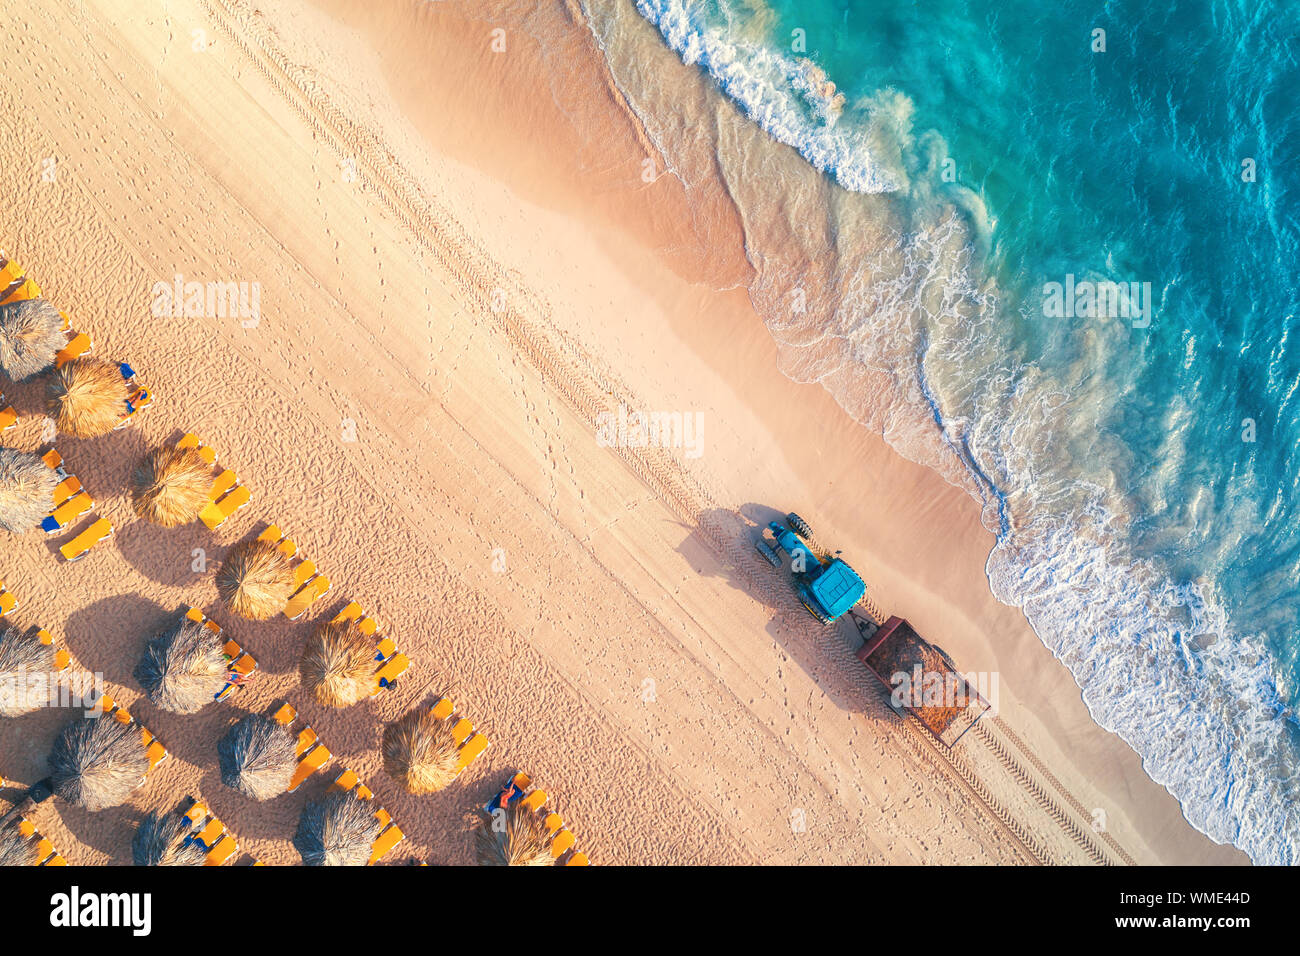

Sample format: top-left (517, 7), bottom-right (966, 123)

top-left (280, 0), bottom-right (1244, 864)
top-left (0, 0), bottom-right (1247, 864)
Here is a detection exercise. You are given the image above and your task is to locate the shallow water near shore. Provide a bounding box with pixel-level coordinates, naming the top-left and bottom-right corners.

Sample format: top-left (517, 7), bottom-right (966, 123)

top-left (596, 0), bottom-right (1300, 863)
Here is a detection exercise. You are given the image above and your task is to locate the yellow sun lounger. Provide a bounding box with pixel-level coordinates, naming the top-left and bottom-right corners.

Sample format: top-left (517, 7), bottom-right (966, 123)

top-left (328, 769), bottom-right (406, 864)
top-left (284, 569), bottom-right (331, 622)
top-left (181, 798), bottom-right (240, 866)
top-left (176, 433), bottom-right (218, 466)
top-left (0, 253), bottom-right (41, 306)
top-left (0, 581), bottom-right (16, 618)
top-left (198, 484), bottom-right (250, 531)
top-left (53, 332), bottom-right (92, 368)
top-left (0, 394), bottom-right (15, 433)
top-left (271, 702), bottom-right (333, 792)
top-left (59, 517), bottom-right (114, 562)
top-left (44, 492), bottom-right (93, 536)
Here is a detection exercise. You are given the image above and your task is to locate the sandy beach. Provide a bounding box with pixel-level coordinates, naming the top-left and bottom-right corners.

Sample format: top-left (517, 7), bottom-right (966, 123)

top-left (0, 0), bottom-right (1247, 865)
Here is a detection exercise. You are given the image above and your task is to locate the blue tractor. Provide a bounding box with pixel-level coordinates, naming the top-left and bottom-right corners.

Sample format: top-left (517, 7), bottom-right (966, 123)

top-left (755, 513), bottom-right (866, 624)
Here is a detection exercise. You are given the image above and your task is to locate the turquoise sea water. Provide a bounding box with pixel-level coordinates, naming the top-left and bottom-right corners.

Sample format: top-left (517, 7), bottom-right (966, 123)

top-left (628, 0), bottom-right (1300, 862)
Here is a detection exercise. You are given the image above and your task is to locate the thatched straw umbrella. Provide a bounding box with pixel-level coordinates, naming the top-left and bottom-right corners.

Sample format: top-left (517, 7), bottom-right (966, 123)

top-left (134, 616), bottom-right (231, 715)
top-left (293, 790), bottom-right (383, 866)
top-left (300, 618), bottom-right (377, 708)
top-left (47, 714), bottom-right (148, 811)
top-left (216, 539), bottom-right (295, 620)
top-left (46, 356), bottom-right (128, 438)
top-left (217, 713), bottom-right (297, 801)
top-left (473, 799), bottom-right (554, 866)
top-left (132, 809), bottom-right (207, 866)
top-left (382, 706), bottom-right (459, 794)
top-left (130, 445), bottom-right (213, 527)
top-left (0, 625), bottom-right (59, 717)
top-left (0, 818), bottom-right (38, 866)
top-left (0, 298), bottom-right (63, 382)
top-left (0, 447), bottom-right (58, 534)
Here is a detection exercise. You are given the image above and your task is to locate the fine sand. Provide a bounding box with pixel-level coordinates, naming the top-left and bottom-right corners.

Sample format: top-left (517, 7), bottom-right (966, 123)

top-left (0, 0), bottom-right (1246, 865)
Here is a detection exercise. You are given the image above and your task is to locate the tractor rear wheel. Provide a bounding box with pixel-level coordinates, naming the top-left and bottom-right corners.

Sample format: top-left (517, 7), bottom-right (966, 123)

top-left (755, 539), bottom-right (781, 568)
top-left (787, 512), bottom-right (814, 541)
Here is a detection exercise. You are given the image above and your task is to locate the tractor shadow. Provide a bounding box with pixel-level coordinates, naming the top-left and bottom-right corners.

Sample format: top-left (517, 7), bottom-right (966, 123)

top-left (679, 506), bottom-right (899, 723)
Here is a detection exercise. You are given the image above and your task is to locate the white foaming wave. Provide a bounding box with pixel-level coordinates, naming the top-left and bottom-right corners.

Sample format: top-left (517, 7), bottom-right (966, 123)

top-left (980, 427), bottom-right (1298, 865)
top-left (635, 0), bottom-right (903, 194)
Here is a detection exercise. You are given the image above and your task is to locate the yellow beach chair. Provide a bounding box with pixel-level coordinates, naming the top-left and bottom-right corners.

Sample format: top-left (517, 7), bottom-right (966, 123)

top-left (0, 394), bottom-right (16, 433)
top-left (0, 580), bottom-right (17, 618)
top-left (59, 517), bottom-right (114, 562)
top-left (16, 817), bottom-right (67, 866)
top-left (38, 629), bottom-right (71, 672)
top-left (198, 484), bottom-right (250, 531)
top-left (177, 433), bottom-right (218, 466)
top-left (53, 332), bottom-right (92, 368)
top-left (0, 252), bottom-right (41, 306)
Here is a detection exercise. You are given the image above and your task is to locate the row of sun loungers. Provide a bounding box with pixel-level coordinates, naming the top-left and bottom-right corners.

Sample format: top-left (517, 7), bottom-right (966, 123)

top-left (257, 524), bottom-right (331, 620)
top-left (329, 769), bottom-right (406, 864)
top-left (488, 771), bottom-right (589, 866)
top-left (184, 607), bottom-right (258, 703)
top-left (93, 692), bottom-right (169, 780)
top-left (38, 449), bottom-right (115, 562)
top-left (179, 797), bottom-right (240, 866)
top-left (2, 250), bottom-right (582, 864)
top-left (333, 601), bottom-right (410, 691)
top-left (14, 817), bottom-right (68, 866)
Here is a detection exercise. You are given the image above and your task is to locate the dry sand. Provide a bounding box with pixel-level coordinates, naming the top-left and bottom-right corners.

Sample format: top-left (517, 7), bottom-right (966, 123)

top-left (0, 0), bottom-right (1246, 864)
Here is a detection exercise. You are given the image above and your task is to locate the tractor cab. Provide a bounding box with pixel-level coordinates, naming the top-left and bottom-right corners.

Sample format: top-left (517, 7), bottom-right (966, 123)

top-left (757, 514), bottom-right (866, 624)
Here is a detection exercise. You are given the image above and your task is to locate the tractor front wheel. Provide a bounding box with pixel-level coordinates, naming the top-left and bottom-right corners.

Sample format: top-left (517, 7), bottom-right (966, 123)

top-left (755, 539), bottom-right (781, 568)
top-left (787, 512), bottom-right (814, 541)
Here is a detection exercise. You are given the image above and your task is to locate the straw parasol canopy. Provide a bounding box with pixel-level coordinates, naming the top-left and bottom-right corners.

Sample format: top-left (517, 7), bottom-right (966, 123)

top-left (0, 625), bottom-right (59, 717)
top-left (218, 713), bottom-right (297, 801)
top-left (48, 714), bottom-right (148, 811)
top-left (0, 298), bottom-right (64, 382)
top-left (473, 799), bottom-right (554, 866)
top-left (132, 809), bottom-right (207, 866)
top-left (293, 790), bottom-right (383, 866)
top-left (0, 818), bottom-right (38, 866)
top-left (382, 705), bottom-right (459, 794)
top-left (130, 445), bottom-right (213, 527)
top-left (46, 356), bottom-right (128, 438)
top-left (134, 615), bottom-right (230, 715)
top-left (300, 618), bottom-right (378, 708)
top-left (0, 447), bottom-right (58, 534)
top-left (216, 539), bottom-right (295, 620)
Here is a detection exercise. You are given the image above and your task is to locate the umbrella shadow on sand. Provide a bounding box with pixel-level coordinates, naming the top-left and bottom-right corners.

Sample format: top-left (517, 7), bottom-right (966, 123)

top-left (679, 505), bottom-right (897, 723)
top-left (115, 517), bottom-right (224, 588)
top-left (63, 594), bottom-right (173, 691)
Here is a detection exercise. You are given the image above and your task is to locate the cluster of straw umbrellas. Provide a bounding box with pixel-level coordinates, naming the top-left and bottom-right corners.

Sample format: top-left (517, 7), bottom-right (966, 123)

top-left (0, 297), bottom-right (133, 438)
top-left (2, 296), bottom-right (566, 865)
